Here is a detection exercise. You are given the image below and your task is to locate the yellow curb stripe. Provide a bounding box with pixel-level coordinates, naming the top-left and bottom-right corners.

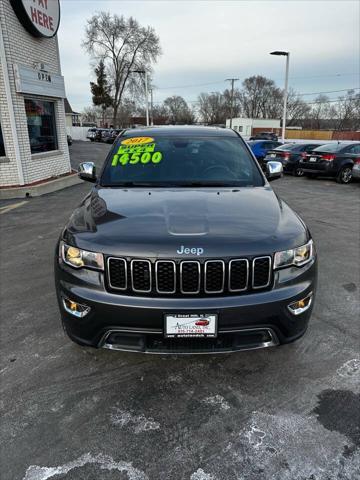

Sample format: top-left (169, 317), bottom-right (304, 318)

top-left (0, 200), bottom-right (28, 215)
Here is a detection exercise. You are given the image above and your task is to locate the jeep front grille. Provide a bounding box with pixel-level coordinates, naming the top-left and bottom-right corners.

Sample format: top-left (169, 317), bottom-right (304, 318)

top-left (107, 256), bottom-right (272, 296)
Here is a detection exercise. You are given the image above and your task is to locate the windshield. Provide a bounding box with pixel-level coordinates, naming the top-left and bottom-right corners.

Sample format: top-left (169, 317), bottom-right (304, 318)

top-left (313, 143), bottom-right (343, 153)
top-left (275, 143), bottom-right (297, 151)
top-left (100, 135), bottom-right (264, 187)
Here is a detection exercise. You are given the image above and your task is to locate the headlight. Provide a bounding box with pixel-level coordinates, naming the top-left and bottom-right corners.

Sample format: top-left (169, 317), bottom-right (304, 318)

top-left (60, 241), bottom-right (104, 270)
top-left (274, 239), bottom-right (314, 269)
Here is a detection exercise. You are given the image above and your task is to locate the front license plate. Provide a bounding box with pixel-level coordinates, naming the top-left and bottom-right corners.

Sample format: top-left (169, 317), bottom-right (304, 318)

top-left (309, 157), bottom-right (317, 162)
top-left (164, 313), bottom-right (218, 338)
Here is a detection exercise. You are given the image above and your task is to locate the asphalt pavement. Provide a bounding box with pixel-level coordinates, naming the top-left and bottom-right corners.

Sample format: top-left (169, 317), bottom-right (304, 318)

top-left (0, 140), bottom-right (359, 480)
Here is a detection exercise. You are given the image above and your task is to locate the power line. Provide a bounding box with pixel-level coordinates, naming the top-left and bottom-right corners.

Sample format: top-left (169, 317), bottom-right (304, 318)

top-left (155, 73), bottom-right (359, 91)
top-left (297, 87), bottom-right (360, 96)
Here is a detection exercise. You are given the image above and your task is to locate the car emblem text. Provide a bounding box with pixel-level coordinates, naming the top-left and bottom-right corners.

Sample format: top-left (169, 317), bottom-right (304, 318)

top-left (177, 245), bottom-right (204, 256)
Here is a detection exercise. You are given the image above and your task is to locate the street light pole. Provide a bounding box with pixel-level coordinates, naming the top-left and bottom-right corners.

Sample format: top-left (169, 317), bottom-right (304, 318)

top-left (270, 51), bottom-right (290, 142)
top-left (150, 87), bottom-right (154, 126)
top-left (131, 69), bottom-right (150, 127)
top-left (225, 78), bottom-right (239, 128)
top-left (144, 71), bottom-right (149, 127)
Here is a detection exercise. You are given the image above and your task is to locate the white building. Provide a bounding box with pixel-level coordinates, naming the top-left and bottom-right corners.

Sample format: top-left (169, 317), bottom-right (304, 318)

top-left (226, 117), bottom-right (281, 138)
top-left (0, 0), bottom-right (72, 190)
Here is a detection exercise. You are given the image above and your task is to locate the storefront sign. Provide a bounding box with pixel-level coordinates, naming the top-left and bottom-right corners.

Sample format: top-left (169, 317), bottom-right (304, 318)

top-left (10, 0), bottom-right (60, 38)
top-left (13, 64), bottom-right (66, 98)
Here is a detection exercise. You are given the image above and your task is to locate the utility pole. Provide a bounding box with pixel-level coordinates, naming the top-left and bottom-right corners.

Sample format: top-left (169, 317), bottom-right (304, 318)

top-left (225, 78), bottom-right (239, 128)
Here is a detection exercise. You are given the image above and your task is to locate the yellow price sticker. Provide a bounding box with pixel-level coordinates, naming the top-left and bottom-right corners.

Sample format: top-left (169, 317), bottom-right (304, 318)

top-left (121, 137), bottom-right (154, 146)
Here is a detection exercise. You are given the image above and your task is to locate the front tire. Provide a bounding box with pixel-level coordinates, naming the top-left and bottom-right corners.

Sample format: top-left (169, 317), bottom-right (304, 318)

top-left (336, 166), bottom-right (352, 184)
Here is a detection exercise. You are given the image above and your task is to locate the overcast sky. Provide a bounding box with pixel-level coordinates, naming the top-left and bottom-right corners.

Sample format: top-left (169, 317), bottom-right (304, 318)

top-left (58, 0), bottom-right (360, 112)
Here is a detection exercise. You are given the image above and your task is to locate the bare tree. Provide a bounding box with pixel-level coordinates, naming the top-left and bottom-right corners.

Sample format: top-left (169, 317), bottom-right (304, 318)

top-left (286, 88), bottom-right (311, 126)
top-left (239, 76), bottom-right (282, 119)
top-left (82, 12), bottom-right (161, 126)
top-left (333, 90), bottom-right (360, 131)
top-left (163, 95), bottom-right (195, 124)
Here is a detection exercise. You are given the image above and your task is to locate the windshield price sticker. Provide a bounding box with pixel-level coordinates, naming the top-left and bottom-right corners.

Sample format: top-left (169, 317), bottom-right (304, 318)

top-left (117, 143), bottom-right (156, 155)
top-left (121, 137), bottom-right (154, 146)
top-left (112, 150), bottom-right (163, 166)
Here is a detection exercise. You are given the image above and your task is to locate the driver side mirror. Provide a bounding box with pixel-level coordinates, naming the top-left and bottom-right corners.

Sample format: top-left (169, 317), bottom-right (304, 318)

top-left (266, 161), bottom-right (283, 181)
top-left (78, 162), bottom-right (97, 183)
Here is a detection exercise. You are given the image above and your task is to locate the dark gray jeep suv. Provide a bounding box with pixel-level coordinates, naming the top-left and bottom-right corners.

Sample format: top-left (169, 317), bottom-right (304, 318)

top-left (55, 126), bottom-right (317, 354)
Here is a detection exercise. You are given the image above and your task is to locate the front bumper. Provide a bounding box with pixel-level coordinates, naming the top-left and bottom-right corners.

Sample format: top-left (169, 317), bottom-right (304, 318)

top-left (55, 255), bottom-right (317, 354)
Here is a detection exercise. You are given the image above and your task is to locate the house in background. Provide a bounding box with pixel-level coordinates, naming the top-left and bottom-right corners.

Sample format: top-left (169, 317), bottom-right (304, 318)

top-left (226, 118), bottom-right (281, 138)
top-left (64, 98), bottom-right (81, 127)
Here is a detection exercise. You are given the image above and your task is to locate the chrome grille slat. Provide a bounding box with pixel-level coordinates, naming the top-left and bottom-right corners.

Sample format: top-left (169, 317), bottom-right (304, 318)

top-left (252, 256), bottom-right (272, 289)
top-left (107, 257), bottom-right (127, 290)
top-left (131, 259), bottom-right (152, 293)
top-left (155, 260), bottom-right (176, 294)
top-left (229, 259), bottom-right (249, 292)
top-left (204, 260), bottom-right (225, 293)
top-left (107, 256), bottom-right (272, 295)
top-left (180, 261), bottom-right (201, 294)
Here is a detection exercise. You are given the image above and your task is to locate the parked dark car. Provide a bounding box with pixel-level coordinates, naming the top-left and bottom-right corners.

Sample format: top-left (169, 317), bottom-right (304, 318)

top-left (96, 128), bottom-right (110, 142)
top-left (55, 126), bottom-right (317, 354)
top-left (264, 143), bottom-right (324, 177)
top-left (248, 140), bottom-right (283, 168)
top-left (300, 142), bottom-right (360, 184)
top-left (86, 128), bottom-right (97, 142)
top-left (250, 132), bottom-right (278, 141)
top-left (104, 129), bottom-right (124, 144)
top-left (67, 134), bottom-right (72, 146)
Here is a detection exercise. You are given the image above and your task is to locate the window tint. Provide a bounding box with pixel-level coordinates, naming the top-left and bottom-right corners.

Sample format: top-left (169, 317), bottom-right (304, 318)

top-left (25, 99), bottom-right (57, 154)
top-left (303, 144), bottom-right (321, 152)
top-left (0, 122), bottom-right (5, 157)
top-left (313, 143), bottom-right (343, 153)
top-left (345, 144), bottom-right (360, 154)
top-left (101, 136), bottom-right (264, 187)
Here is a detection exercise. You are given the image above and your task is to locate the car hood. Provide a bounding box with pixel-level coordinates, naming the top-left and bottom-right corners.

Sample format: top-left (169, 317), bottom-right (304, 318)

top-left (63, 186), bottom-right (309, 258)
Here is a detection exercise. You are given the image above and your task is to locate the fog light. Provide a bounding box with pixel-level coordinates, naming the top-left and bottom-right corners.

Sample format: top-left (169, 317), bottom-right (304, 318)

top-left (62, 297), bottom-right (91, 318)
top-left (287, 293), bottom-right (313, 315)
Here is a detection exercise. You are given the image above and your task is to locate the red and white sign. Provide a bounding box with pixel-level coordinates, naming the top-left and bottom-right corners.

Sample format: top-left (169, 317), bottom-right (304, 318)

top-left (10, 0), bottom-right (60, 38)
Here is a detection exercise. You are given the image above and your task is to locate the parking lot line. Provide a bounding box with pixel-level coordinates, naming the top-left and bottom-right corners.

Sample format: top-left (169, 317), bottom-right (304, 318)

top-left (0, 200), bottom-right (28, 215)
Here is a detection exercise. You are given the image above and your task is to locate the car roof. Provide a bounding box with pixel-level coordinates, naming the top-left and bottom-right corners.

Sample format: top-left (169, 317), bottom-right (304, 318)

top-left (121, 126), bottom-right (238, 138)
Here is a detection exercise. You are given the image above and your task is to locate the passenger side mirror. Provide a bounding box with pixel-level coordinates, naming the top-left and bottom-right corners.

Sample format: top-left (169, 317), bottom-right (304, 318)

top-left (78, 162), bottom-right (97, 183)
top-left (266, 161), bottom-right (283, 181)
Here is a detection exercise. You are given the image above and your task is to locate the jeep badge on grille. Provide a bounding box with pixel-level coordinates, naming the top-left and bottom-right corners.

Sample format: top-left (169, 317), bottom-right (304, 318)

top-left (177, 246), bottom-right (204, 256)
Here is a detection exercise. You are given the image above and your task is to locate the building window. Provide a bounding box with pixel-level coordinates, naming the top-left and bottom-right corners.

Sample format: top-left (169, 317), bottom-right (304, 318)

top-left (0, 123), bottom-right (5, 157)
top-left (25, 99), bottom-right (57, 154)
top-left (238, 126), bottom-right (243, 132)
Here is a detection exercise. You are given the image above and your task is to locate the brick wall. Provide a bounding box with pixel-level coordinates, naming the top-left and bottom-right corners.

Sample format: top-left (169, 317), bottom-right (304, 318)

top-left (0, 0), bottom-right (71, 187)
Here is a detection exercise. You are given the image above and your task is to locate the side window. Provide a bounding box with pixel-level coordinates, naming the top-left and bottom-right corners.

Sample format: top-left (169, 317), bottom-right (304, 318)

top-left (352, 145), bottom-right (360, 154)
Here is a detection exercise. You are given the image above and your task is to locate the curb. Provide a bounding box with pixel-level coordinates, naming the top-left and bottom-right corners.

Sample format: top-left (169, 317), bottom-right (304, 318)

top-left (0, 173), bottom-right (82, 200)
